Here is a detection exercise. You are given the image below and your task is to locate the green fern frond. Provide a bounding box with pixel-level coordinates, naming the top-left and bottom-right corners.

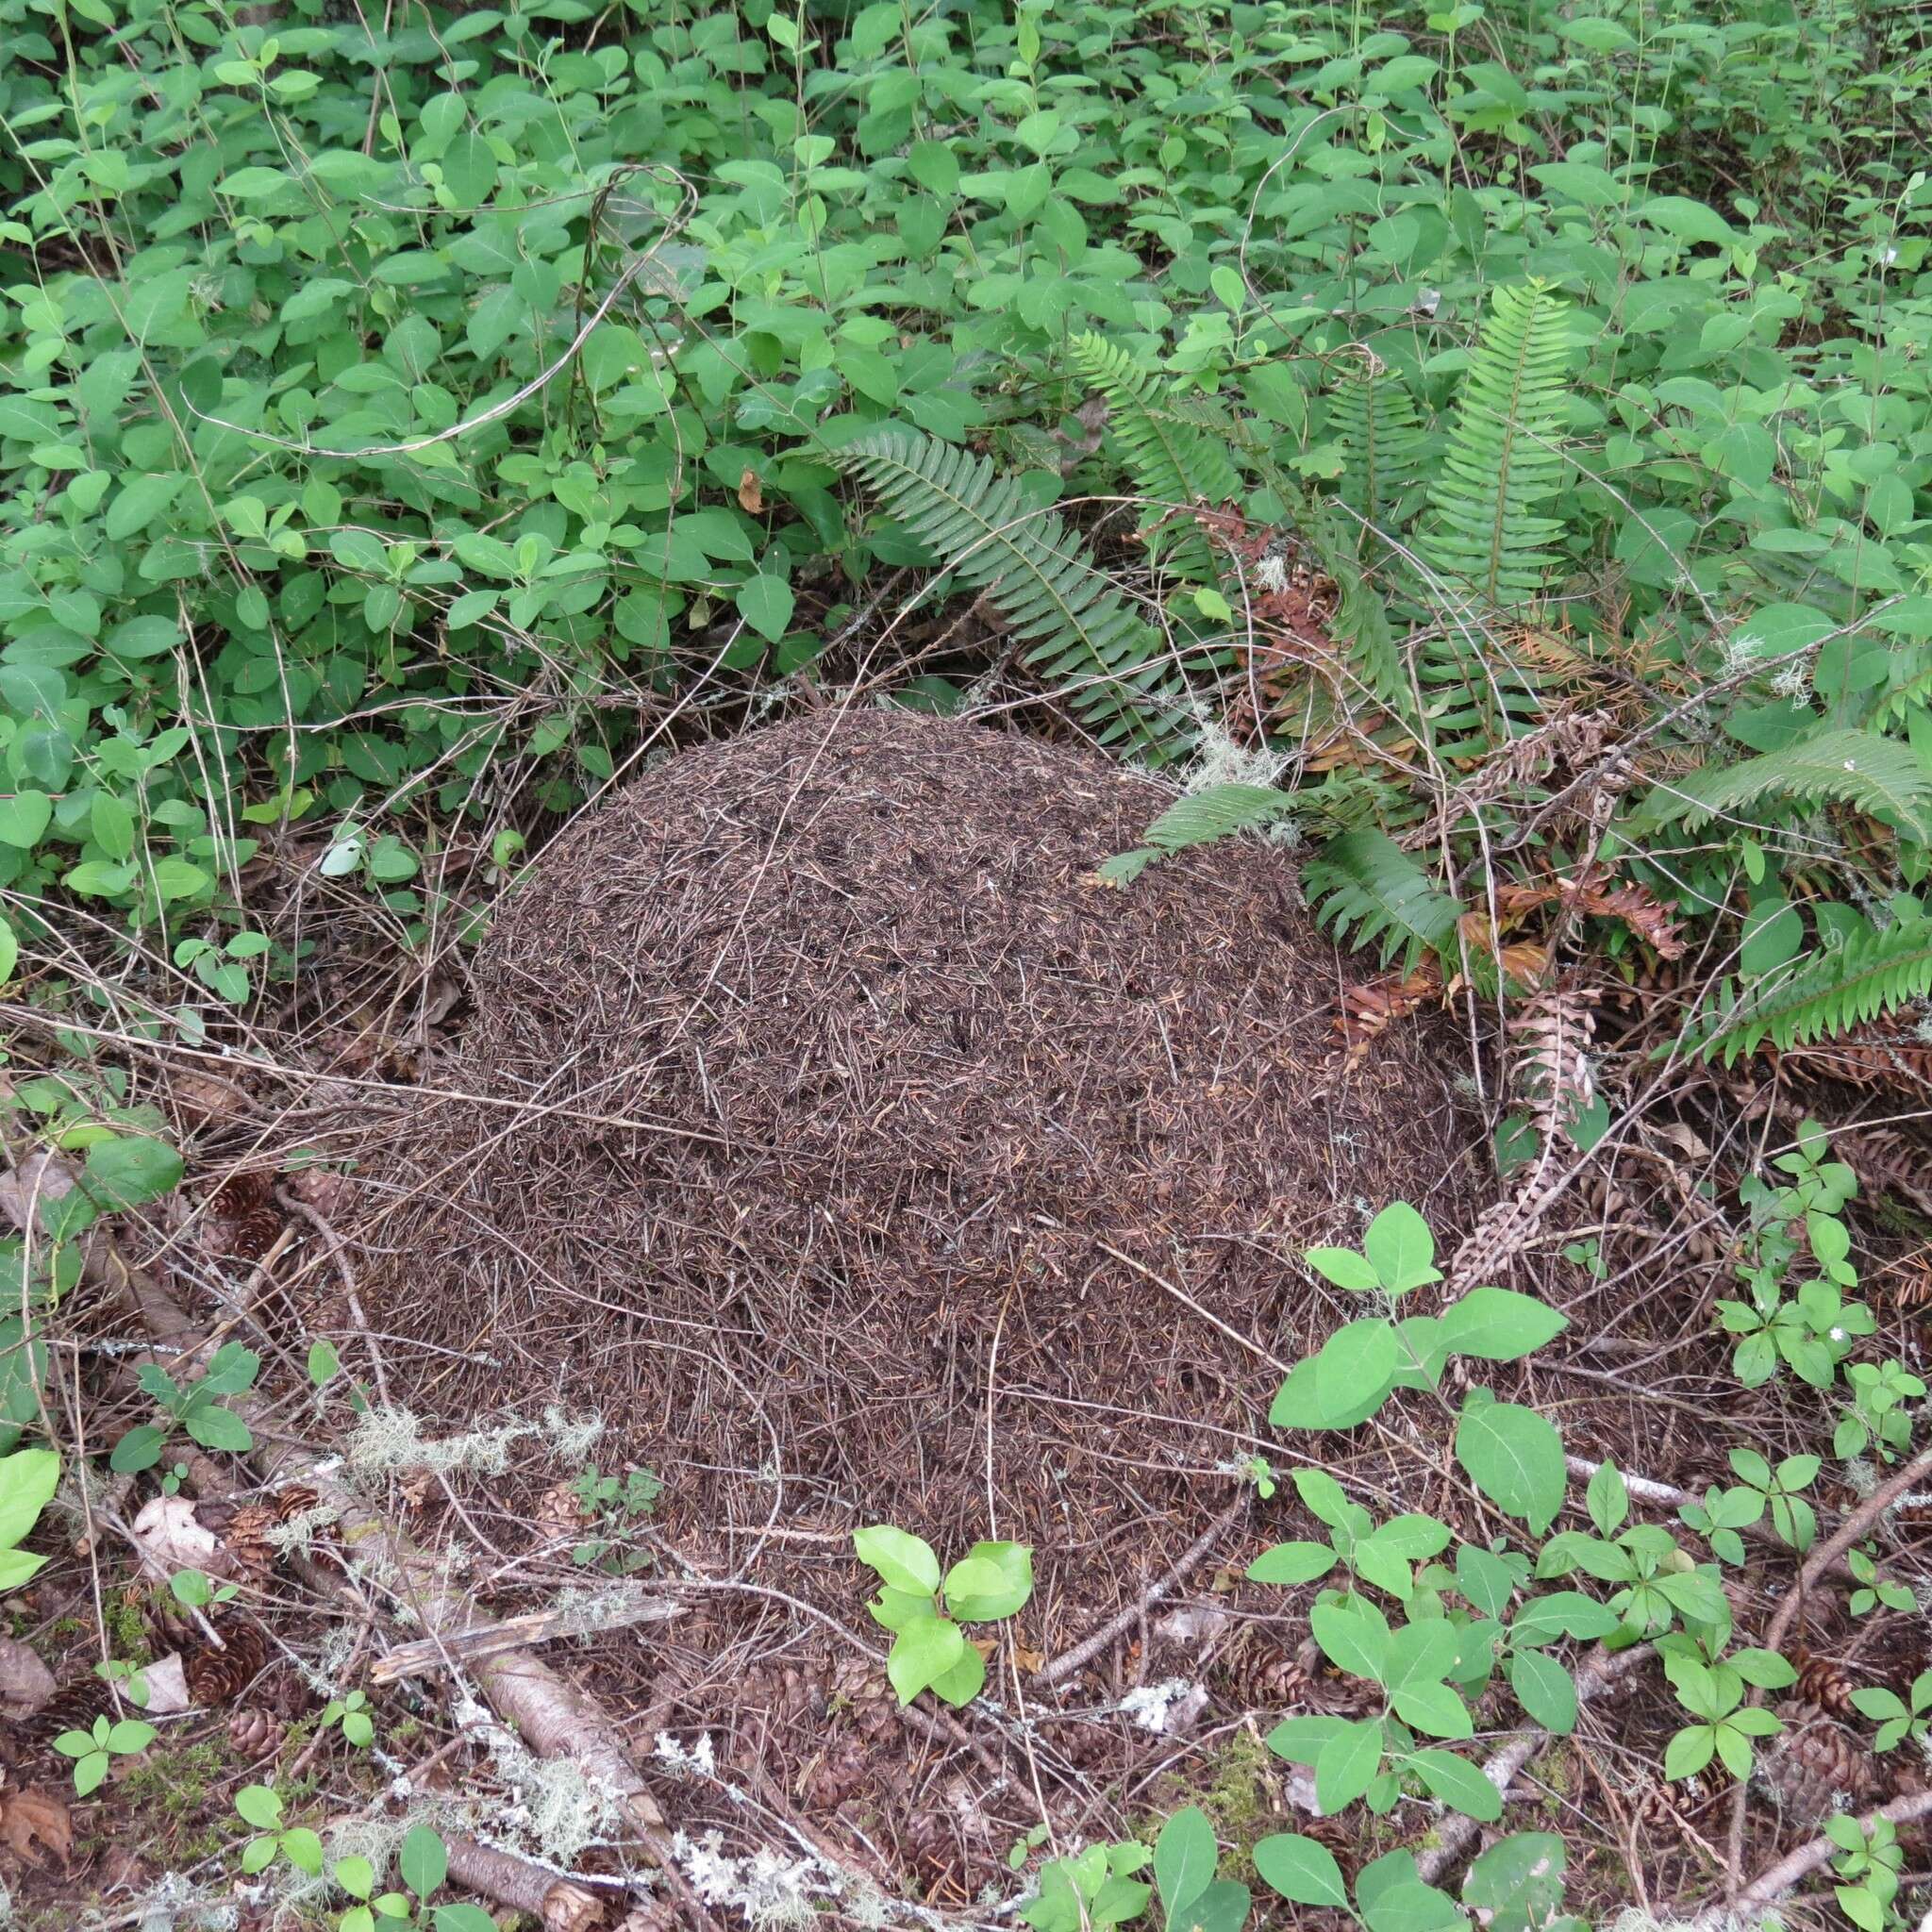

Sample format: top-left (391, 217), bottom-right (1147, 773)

top-left (1068, 334), bottom-right (1241, 578)
top-left (832, 427), bottom-right (1192, 758)
top-left (1654, 727), bottom-right (1932, 842)
top-left (1099, 781), bottom-right (1293, 884)
top-left (1420, 281), bottom-right (1574, 612)
top-left (1413, 631), bottom-right (1545, 764)
top-left (1328, 358), bottom-right (1428, 557)
top-left (1305, 827), bottom-right (1466, 967)
top-left (1685, 914), bottom-right (1932, 1061)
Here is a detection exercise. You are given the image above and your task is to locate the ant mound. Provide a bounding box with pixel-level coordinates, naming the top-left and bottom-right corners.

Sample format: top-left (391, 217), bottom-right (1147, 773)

top-left (357, 709), bottom-right (1476, 1621)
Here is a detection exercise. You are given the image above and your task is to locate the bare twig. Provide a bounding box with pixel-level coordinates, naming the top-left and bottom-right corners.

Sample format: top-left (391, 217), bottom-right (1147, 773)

top-left (277, 1185), bottom-right (392, 1408)
top-left (442, 1835), bottom-right (611, 1927)
top-left (1039, 1498), bottom-right (1247, 1687)
top-left (372, 1597), bottom-right (685, 1686)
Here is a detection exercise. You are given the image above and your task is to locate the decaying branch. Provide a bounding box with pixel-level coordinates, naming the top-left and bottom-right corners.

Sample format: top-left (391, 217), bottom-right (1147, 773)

top-left (443, 1834), bottom-right (613, 1932)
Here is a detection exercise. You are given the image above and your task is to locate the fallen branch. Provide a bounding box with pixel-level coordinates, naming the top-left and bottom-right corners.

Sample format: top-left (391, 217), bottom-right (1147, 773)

top-left (1416, 1641), bottom-right (1654, 1886)
top-left (372, 1597), bottom-right (685, 1686)
top-left (1702, 1787), bottom-right (1932, 1928)
top-left (1039, 1497), bottom-right (1247, 1688)
top-left (443, 1835), bottom-right (611, 1932)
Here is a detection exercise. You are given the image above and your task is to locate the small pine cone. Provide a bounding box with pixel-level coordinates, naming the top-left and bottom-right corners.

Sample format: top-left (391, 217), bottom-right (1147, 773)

top-left (532, 1478), bottom-right (595, 1549)
top-left (1760, 1701), bottom-right (1874, 1824)
top-left (1793, 1649), bottom-right (1862, 1719)
top-left (1295, 1636), bottom-right (1379, 1716)
top-left (830, 1655), bottom-right (898, 1738)
top-left (208, 1503), bottom-right (279, 1575)
top-left (271, 1484), bottom-right (320, 1522)
top-left (227, 1707), bottom-right (284, 1759)
top-left (1247, 1650), bottom-right (1313, 1709)
top-left (185, 1624), bottom-right (269, 1707)
top-left (1631, 1779), bottom-right (1681, 1830)
top-left (29, 1680), bottom-right (104, 1757)
top-left (803, 1737), bottom-right (872, 1810)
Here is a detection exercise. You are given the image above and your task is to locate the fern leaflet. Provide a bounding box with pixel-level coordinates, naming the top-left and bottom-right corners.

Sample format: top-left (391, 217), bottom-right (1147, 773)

top-left (1654, 727), bottom-right (1932, 842)
top-left (1685, 915), bottom-right (1932, 1061)
top-left (832, 428), bottom-right (1192, 758)
top-left (1099, 782), bottom-right (1293, 884)
top-left (1305, 828), bottom-right (1467, 967)
top-left (1420, 281), bottom-right (1573, 612)
top-left (1068, 334), bottom-right (1241, 579)
top-left (1328, 357), bottom-right (1428, 560)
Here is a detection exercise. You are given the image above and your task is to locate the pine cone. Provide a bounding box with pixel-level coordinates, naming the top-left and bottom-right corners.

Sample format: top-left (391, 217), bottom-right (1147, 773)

top-left (28, 1681), bottom-right (103, 1758)
top-left (1631, 1779), bottom-right (1681, 1831)
top-left (533, 1478), bottom-right (595, 1549)
top-left (1760, 1701), bottom-right (1874, 1824)
top-left (202, 1502), bottom-right (279, 1575)
top-left (1793, 1649), bottom-right (1862, 1719)
top-left (1245, 1649), bottom-right (1313, 1709)
top-left (202, 1171), bottom-right (283, 1262)
top-left (227, 1707), bottom-right (284, 1759)
top-left (803, 1736), bottom-right (873, 1810)
top-left (185, 1624), bottom-right (269, 1707)
top-left (831, 1655), bottom-right (898, 1738)
top-left (1292, 1636), bottom-right (1379, 1716)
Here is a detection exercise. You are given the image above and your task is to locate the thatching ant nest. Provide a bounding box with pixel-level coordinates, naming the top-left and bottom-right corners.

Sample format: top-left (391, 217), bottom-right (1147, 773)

top-left (352, 709), bottom-right (1480, 1832)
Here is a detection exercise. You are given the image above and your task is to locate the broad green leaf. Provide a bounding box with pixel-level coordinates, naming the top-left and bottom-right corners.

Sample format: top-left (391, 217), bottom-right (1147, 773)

top-left (1311, 1597), bottom-right (1391, 1683)
top-left (1254, 1834), bottom-right (1346, 1908)
top-left (1456, 1402), bottom-right (1566, 1534)
top-left (82, 1135), bottom-right (184, 1209)
top-left (737, 574), bottom-right (795, 643)
top-left (886, 1613), bottom-right (966, 1704)
top-left (929, 1638), bottom-right (987, 1706)
top-left (1303, 1245), bottom-right (1377, 1291)
top-left (1363, 1201), bottom-right (1439, 1293)
top-left (0, 1446), bottom-right (59, 1552)
top-left (1437, 1287), bottom-right (1567, 1361)
top-left (0, 791), bottom-right (53, 847)
top-left (1406, 1748), bottom-right (1503, 1822)
top-left (1154, 1807), bottom-right (1217, 1927)
top-left (1507, 1650), bottom-right (1578, 1733)
top-left (1247, 1541), bottom-right (1337, 1586)
top-left (235, 1785), bottom-right (282, 1829)
top-left (944, 1541), bottom-right (1033, 1622)
top-left (1313, 1720), bottom-right (1383, 1815)
top-left (854, 1524), bottom-right (941, 1595)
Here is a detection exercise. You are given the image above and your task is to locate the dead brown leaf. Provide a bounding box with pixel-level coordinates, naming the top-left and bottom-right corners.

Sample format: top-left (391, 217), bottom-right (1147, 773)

top-left (0, 1636), bottom-right (55, 1718)
top-left (0, 1786), bottom-right (72, 1867)
top-left (738, 468), bottom-right (763, 514)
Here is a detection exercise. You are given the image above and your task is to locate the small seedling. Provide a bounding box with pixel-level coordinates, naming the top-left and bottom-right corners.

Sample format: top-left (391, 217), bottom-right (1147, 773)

top-left (54, 1712), bottom-right (157, 1795)
top-left (570, 1464), bottom-right (662, 1574)
top-left (111, 1341), bottom-right (260, 1473)
top-left (854, 1525), bottom-right (1033, 1707)
top-left (1852, 1670), bottom-right (1932, 1753)
top-left (322, 1687), bottom-right (375, 1747)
